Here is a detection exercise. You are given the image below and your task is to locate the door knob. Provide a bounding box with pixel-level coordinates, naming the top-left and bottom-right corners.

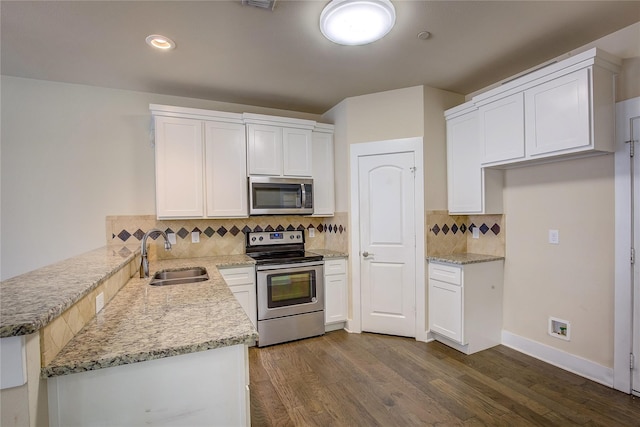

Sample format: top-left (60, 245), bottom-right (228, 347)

top-left (362, 251), bottom-right (374, 258)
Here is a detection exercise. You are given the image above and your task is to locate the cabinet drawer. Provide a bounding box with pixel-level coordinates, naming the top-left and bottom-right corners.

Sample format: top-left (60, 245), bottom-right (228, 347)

top-left (324, 259), bottom-right (346, 275)
top-left (219, 266), bottom-right (255, 287)
top-left (429, 263), bottom-right (462, 285)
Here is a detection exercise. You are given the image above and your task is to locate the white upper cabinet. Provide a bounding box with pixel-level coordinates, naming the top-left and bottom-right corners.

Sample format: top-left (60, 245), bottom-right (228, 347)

top-left (524, 67), bottom-right (590, 157)
top-left (246, 124), bottom-right (283, 176)
top-left (154, 116), bottom-right (204, 218)
top-left (204, 121), bottom-right (248, 218)
top-left (446, 105), bottom-right (503, 214)
top-left (244, 113), bottom-right (315, 177)
top-left (283, 128), bottom-right (313, 176)
top-left (311, 125), bottom-right (335, 216)
top-left (151, 105), bottom-right (248, 219)
top-left (478, 92), bottom-right (525, 165)
top-left (473, 48), bottom-right (620, 168)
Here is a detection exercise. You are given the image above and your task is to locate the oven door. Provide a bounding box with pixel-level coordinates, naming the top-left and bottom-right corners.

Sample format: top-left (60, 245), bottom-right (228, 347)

top-left (256, 261), bottom-right (324, 320)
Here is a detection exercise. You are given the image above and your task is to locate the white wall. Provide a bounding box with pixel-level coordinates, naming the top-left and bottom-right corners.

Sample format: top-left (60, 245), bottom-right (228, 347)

top-left (0, 76), bottom-right (321, 280)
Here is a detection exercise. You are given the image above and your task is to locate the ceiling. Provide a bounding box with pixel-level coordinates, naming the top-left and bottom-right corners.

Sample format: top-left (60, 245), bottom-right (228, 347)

top-left (2, 1), bottom-right (639, 115)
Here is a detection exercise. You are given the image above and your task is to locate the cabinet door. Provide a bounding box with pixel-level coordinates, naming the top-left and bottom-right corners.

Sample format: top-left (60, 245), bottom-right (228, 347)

top-left (154, 117), bottom-right (204, 218)
top-left (479, 93), bottom-right (525, 165)
top-left (325, 274), bottom-right (347, 324)
top-left (220, 267), bottom-right (257, 329)
top-left (429, 279), bottom-right (464, 343)
top-left (229, 284), bottom-right (257, 329)
top-left (283, 128), bottom-right (313, 177)
top-left (447, 110), bottom-right (483, 214)
top-left (311, 131), bottom-right (335, 216)
top-left (247, 124), bottom-right (282, 175)
top-left (204, 121), bottom-right (248, 218)
top-left (525, 68), bottom-right (590, 157)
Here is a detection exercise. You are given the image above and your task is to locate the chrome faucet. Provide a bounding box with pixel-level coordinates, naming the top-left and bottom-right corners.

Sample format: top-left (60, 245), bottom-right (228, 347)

top-left (140, 228), bottom-right (172, 278)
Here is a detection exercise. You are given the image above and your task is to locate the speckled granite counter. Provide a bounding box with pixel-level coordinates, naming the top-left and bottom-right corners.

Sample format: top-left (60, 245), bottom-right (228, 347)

top-left (42, 255), bottom-right (257, 378)
top-left (309, 249), bottom-right (349, 258)
top-left (427, 253), bottom-right (504, 265)
top-left (0, 245), bottom-right (139, 338)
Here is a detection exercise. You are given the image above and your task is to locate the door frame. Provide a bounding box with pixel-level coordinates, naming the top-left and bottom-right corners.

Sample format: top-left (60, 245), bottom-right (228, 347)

top-left (614, 96), bottom-right (639, 394)
top-left (348, 137), bottom-right (426, 341)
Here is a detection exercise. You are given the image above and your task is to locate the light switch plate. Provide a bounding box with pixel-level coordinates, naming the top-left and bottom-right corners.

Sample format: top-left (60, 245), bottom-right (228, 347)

top-left (309, 228), bottom-right (315, 238)
top-left (168, 232), bottom-right (177, 245)
top-left (472, 227), bottom-right (479, 239)
top-left (191, 231), bottom-right (200, 243)
top-left (548, 229), bottom-right (559, 244)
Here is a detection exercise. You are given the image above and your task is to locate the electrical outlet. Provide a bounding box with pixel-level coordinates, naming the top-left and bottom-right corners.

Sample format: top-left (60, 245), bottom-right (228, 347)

top-left (168, 232), bottom-right (177, 245)
top-left (309, 228), bottom-right (315, 238)
top-left (472, 227), bottom-right (479, 239)
top-left (548, 229), bottom-right (559, 244)
top-left (96, 292), bottom-right (104, 314)
top-left (191, 231), bottom-right (200, 243)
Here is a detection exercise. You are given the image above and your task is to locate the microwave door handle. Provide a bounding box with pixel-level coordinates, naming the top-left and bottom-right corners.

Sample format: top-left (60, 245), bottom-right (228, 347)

top-left (300, 183), bottom-right (306, 208)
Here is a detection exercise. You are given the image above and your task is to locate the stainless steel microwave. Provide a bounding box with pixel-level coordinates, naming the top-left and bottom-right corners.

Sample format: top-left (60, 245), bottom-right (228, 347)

top-left (249, 177), bottom-right (313, 215)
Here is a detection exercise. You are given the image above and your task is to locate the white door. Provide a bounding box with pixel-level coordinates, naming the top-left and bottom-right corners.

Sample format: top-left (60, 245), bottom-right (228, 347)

top-left (358, 151), bottom-right (416, 337)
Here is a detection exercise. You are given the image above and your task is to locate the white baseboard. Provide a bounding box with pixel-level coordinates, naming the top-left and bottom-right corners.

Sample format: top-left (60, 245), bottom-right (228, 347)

top-left (501, 330), bottom-right (613, 387)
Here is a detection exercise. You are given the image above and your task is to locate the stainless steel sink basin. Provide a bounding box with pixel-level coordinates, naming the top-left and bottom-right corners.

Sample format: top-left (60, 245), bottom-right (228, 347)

top-left (149, 267), bottom-right (209, 286)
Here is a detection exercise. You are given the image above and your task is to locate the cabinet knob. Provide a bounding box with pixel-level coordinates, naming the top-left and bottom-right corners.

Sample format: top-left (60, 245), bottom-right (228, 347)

top-left (362, 251), bottom-right (374, 258)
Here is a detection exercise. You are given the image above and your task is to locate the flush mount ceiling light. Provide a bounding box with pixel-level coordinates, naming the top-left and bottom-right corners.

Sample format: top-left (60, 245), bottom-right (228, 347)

top-left (320, 0), bottom-right (396, 46)
top-left (145, 34), bottom-right (176, 51)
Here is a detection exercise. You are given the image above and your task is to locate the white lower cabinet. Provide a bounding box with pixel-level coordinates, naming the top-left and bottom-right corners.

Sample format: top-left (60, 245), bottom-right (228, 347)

top-left (324, 258), bottom-right (348, 329)
top-left (48, 344), bottom-right (250, 427)
top-left (428, 260), bottom-right (503, 355)
top-left (219, 266), bottom-right (257, 330)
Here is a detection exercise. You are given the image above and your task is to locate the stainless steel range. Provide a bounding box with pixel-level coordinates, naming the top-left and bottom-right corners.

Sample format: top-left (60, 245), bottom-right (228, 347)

top-left (246, 230), bottom-right (324, 347)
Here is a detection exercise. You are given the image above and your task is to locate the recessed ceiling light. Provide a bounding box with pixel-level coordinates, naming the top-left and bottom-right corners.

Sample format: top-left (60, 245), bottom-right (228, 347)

top-left (320, 0), bottom-right (396, 46)
top-left (145, 34), bottom-right (176, 51)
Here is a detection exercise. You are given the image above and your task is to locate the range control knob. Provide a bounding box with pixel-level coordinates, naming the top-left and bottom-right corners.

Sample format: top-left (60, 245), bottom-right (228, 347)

top-left (251, 237), bottom-right (256, 242)
top-left (297, 235), bottom-right (301, 239)
top-left (290, 235), bottom-right (295, 239)
top-left (259, 236), bottom-right (263, 241)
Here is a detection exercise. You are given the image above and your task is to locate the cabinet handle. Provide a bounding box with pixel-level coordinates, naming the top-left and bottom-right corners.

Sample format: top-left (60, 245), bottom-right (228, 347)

top-left (300, 184), bottom-right (306, 208)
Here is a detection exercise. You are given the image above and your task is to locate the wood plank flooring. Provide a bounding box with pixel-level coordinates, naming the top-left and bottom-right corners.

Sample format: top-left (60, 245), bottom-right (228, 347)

top-left (249, 330), bottom-right (640, 426)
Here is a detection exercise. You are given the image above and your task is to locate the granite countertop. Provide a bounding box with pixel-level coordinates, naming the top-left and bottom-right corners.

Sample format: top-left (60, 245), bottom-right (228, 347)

top-left (427, 253), bottom-right (505, 265)
top-left (309, 249), bottom-right (349, 258)
top-left (0, 245), bottom-right (139, 338)
top-left (42, 255), bottom-right (257, 378)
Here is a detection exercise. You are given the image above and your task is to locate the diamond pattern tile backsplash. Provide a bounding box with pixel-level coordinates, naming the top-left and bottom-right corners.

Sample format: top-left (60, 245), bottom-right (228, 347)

top-left (106, 215), bottom-right (348, 259)
top-left (426, 211), bottom-right (505, 257)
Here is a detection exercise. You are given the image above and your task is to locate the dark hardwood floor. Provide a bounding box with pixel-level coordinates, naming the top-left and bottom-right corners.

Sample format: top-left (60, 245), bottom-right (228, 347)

top-left (249, 330), bottom-right (640, 426)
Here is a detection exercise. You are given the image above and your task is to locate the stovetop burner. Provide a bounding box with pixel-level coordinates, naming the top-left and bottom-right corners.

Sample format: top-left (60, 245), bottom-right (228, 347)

top-left (245, 231), bottom-right (323, 265)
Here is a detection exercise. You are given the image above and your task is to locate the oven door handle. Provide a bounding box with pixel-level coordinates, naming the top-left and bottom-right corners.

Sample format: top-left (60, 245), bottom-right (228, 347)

top-left (256, 260), bottom-right (324, 271)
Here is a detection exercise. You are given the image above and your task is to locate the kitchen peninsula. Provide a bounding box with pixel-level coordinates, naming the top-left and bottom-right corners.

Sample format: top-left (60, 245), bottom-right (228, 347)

top-left (0, 246), bottom-right (258, 426)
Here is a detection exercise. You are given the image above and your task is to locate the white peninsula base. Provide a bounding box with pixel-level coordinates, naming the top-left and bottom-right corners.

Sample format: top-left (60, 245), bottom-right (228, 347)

top-left (47, 343), bottom-right (250, 427)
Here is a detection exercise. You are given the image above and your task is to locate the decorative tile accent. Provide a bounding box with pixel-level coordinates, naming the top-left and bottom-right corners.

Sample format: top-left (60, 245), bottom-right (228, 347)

top-left (442, 224), bottom-right (450, 235)
top-left (253, 225), bottom-right (263, 232)
top-left (117, 230), bottom-right (131, 241)
top-left (460, 224), bottom-right (467, 233)
top-left (451, 224), bottom-right (458, 234)
top-left (491, 223), bottom-right (501, 235)
top-left (296, 224), bottom-right (306, 231)
top-left (133, 229), bottom-right (145, 240)
top-left (264, 225), bottom-right (274, 232)
top-left (479, 223), bottom-right (489, 235)
top-left (242, 226), bottom-right (252, 234)
top-left (286, 225), bottom-right (295, 231)
top-left (276, 225), bottom-right (284, 232)
top-left (432, 224), bottom-right (440, 235)
top-left (316, 224), bottom-right (323, 232)
top-left (229, 226), bottom-right (240, 236)
top-left (204, 227), bottom-right (215, 238)
top-left (217, 226), bottom-right (228, 237)
top-left (177, 228), bottom-right (189, 239)
top-left (192, 227), bottom-right (202, 234)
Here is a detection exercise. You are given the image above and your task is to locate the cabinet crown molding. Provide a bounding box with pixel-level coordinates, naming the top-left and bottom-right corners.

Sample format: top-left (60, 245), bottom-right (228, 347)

top-left (149, 104), bottom-right (244, 124)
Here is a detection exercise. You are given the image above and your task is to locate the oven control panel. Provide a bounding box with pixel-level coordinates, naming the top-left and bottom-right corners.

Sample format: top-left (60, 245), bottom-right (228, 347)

top-left (247, 230), bottom-right (304, 246)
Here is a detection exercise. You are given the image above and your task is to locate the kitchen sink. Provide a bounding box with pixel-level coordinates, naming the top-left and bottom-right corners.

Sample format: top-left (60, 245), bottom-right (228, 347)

top-left (149, 267), bottom-right (209, 286)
